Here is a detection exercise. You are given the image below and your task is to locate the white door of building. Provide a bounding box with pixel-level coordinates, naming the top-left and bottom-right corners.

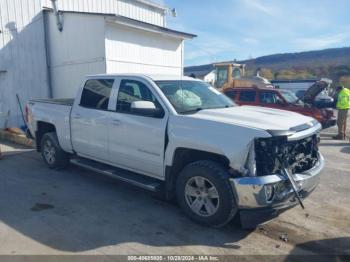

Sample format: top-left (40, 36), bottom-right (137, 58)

top-left (105, 23), bottom-right (183, 76)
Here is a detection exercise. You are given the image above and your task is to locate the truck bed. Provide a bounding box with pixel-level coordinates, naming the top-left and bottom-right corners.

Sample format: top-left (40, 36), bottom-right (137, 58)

top-left (29, 98), bottom-right (74, 106)
top-left (27, 98), bottom-right (74, 153)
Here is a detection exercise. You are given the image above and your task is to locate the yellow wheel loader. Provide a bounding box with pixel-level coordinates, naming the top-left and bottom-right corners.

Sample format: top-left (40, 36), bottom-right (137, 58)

top-left (214, 62), bottom-right (273, 90)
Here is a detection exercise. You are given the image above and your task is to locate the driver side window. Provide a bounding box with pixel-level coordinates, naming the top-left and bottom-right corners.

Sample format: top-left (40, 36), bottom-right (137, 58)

top-left (116, 79), bottom-right (162, 115)
top-left (259, 92), bottom-right (284, 104)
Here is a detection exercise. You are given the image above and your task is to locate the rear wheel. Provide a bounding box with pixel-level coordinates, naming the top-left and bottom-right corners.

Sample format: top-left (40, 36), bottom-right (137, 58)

top-left (176, 160), bottom-right (237, 227)
top-left (41, 132), bottom-right (69, 169)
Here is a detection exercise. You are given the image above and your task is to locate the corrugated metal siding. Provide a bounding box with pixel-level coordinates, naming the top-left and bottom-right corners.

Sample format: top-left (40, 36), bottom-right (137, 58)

top-left (0, 0), bottom-right (43, 32)
top-left (105, 23), bottom-right (183, 75)
top-left (0, 0), bottom-right (170, 126)
top-left (116, 0), bottom-right (164, 26)
top-left (41, 0), bottom-right (165, 26)
top-left (48, 11), bottom-right (183, 98)
top-left (0, 0), bottom-right (48, 127)
top-left (1, 0), bottom-right (165, 29)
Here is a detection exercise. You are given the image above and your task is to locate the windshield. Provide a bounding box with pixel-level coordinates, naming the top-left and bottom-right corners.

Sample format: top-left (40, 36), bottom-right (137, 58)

top-left (280, 90), bottom-right (304, 105)
top-left (155, 80), bottom-right (235, 114)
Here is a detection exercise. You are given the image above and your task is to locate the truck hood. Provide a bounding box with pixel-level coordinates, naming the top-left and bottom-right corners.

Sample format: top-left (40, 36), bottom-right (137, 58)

top-left (189, 105), bottom-right (315, 132)
top-left (302, 80), bottom-right (328, 103)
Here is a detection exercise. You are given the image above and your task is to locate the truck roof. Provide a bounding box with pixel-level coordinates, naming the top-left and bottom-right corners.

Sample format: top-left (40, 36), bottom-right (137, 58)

top-left (86, 74), bottom-right (200, 82)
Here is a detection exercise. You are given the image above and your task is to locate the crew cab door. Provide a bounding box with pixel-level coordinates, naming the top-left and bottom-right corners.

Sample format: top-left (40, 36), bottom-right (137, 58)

top-left (71, 78), bottom-right (115, 161)
top-left (108, 77), bottom-right (168, 179)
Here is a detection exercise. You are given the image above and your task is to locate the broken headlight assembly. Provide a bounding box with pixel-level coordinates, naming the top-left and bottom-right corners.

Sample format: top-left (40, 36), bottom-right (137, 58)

top-left (254, 135), bottom-right (319, 177)
top-left (243, 136), bottom-right (288, 177)
top-left (254, 136), bottom-right (288, 176)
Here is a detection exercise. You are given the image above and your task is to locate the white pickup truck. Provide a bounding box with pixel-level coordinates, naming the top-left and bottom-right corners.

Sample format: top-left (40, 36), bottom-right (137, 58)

top-left (26, 74), bottom-right (324, 228)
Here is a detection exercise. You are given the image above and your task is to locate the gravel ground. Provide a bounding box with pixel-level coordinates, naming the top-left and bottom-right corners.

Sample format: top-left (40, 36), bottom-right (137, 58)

top-left (0, 123), bottom-right (349, 258)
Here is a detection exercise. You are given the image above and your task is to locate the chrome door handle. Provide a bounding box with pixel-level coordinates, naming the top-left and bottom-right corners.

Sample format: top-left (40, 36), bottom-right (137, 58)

top-left (73, 114), bottom-right (82, 119)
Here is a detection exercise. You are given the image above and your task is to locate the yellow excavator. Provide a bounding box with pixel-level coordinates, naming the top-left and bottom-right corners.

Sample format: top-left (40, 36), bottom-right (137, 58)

top-left (214, 62), bottom-right (273, 90)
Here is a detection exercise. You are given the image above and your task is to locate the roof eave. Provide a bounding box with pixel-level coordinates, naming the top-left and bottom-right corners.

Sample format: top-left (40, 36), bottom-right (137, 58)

top-left (43, 9), bottom-right (196, 40)
top-left (106, 15), bottom-right (196, 39)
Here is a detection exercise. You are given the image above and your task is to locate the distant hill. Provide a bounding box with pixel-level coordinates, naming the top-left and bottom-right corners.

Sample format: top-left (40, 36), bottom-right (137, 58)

top-left (241, 47), bottom-right (350, 71)
top-left (185, 47), bottom-right (350, 87)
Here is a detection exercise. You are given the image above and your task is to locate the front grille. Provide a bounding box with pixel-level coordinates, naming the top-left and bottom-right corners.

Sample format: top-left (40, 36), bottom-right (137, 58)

top-left (255, 135), bottom-right (319, 176)
top-left (284, 135), bottom-right (319, 173)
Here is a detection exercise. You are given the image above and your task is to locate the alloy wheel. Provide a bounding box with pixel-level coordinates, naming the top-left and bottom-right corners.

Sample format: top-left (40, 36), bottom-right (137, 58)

top-left (184, 176), bottom-right (220, 217)
top-left (43, 139), bottom-right (56, 165)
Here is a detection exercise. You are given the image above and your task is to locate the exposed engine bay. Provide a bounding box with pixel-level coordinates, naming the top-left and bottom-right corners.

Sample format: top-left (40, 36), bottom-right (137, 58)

top-left (255, 135), bottom-right (320, 176)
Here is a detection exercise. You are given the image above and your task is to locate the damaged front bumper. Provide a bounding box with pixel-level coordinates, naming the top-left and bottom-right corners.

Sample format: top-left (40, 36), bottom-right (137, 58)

top-left (229, 153), bottom-right (324, 228)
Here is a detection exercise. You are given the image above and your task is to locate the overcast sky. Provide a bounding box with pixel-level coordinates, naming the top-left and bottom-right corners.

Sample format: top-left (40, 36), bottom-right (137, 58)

top-left (158, 0), bottom-right (350, 66)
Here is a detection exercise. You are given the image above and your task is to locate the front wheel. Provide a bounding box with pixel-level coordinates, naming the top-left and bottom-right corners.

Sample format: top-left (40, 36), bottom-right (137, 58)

top-left (41, 132), bottom-right (69, 169)
top-left (176, 160), bottom-right (237, 227)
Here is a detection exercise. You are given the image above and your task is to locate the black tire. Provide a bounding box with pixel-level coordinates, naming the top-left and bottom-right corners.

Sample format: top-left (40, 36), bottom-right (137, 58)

top-left (176, 160), bottom-right (237, 227)
top-left (41, 132), bottom-right (69, 169)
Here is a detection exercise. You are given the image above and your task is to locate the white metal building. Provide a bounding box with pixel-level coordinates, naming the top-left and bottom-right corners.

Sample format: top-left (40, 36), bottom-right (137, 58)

top-left (184, 64), bottom-right (216, 86)
top-left (0, 0), bottom-right (195, 127)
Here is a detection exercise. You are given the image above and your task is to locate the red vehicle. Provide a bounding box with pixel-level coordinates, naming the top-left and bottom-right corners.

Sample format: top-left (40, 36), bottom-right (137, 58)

top-left (223, 81), bottom-right (336, 128)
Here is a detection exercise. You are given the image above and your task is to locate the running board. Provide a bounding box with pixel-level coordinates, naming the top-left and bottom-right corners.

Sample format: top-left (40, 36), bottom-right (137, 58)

top-left (70, 158), bottom-right (162, 192)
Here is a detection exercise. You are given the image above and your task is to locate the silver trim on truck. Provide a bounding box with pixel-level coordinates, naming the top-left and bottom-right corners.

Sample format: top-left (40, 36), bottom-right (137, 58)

top-left (230, 153), bottom-right (324, 209)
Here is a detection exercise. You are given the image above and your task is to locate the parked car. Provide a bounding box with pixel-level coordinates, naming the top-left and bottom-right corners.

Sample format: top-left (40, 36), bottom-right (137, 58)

top-left (271, 78), bottom-right (334, 109)
top-left (223, 81), bottom-right (336, 128)
top-left (26, 74), bottom-right (324, 228)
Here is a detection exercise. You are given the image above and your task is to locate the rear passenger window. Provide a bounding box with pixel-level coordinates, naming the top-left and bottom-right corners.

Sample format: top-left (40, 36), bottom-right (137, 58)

top-left (80, 79), bottom-right (114, 110)
top-left (224, 90), bottom-right (237, 99)
top-left (239, 91), bottom-right (256, 102)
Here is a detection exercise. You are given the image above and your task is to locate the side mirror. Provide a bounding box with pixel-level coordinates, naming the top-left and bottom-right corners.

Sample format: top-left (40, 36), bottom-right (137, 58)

top-left (130, 101), bottom-right (164, 118)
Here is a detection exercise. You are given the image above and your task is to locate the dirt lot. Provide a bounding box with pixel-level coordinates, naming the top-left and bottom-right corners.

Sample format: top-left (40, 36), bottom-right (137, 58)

top-left (0, 124), bottom-right (349, 257)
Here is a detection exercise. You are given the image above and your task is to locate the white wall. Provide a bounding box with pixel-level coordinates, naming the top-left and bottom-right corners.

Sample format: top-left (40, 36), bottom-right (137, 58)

top-left (105, 22), bottom-right (183, 75)
top-left (47, 12), bottom-right (185, 98)
top-left (46, 12), bottom-right (107, 98)
top-left (204, 71), bottom-right (215, 85)
top-left (42, 0), bottom-right (166, 26)
top-left (0, 0), bottom-right (172, 126)
top-left (0, 0), bottom-right (49, 127)
top-left (274, 82), bottom-right (315, 90)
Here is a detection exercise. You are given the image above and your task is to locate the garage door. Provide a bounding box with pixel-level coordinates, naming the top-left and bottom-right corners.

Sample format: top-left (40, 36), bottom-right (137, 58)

top-left (105, 23), bottom-right (183, 76)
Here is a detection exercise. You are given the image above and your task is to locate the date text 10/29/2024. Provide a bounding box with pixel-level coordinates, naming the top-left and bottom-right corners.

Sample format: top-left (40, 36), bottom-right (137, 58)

top-left (128, 256), bottom-right (219, 261)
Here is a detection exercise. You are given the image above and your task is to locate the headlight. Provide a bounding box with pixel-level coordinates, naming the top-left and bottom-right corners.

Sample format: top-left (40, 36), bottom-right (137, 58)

top-left (265, 184), bottom-right (275, 202)
top-left (274, 181), bottom-right (290, 201)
